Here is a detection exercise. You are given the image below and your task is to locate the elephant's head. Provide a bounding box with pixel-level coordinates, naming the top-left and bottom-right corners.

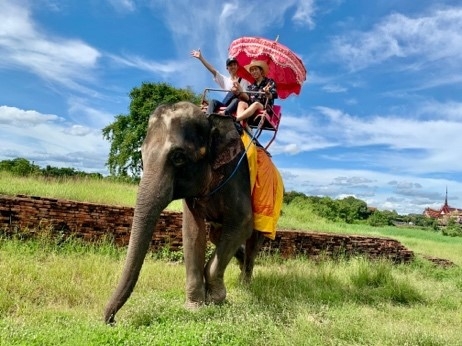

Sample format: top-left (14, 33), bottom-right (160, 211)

top-left (104, 102), bottom-right (244, 324)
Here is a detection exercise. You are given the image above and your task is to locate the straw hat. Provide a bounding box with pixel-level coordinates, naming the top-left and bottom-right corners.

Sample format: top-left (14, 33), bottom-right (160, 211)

top-left (245, 60), bottom-right (269, 76)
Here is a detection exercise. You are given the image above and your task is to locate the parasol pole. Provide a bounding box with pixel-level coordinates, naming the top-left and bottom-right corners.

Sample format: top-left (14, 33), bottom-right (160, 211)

top-left (275, 35), bottom-right (279, 42)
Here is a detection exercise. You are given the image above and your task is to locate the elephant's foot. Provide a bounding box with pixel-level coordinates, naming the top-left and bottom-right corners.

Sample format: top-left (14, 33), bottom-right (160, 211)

top-left (185, 285), bottom-right (206, 309)
top-left (185, 300), bottom-right (204, 310)
top-left (206, 281), bottom-right (227, 304)
top-left (104, 313), bottom-right (116, 326)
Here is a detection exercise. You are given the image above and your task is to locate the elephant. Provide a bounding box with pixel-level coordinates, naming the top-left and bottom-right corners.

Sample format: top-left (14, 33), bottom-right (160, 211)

top-left (104, 101), bottom-right (268, 324)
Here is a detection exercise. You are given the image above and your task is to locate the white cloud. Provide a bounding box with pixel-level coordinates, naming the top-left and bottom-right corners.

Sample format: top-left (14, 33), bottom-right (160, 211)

top-left (292, 0), bottom-right (316, 28)
top-left (418, 100), bottom-right (462, 121)
top-left (331, 8), bottom-right (462, 73)
top-left (0, 1), bottom-right (101, 91)
top-left (0, 106), bottom-right (109, 173)
top-left (0, 105), bottom-right (60, 126)
top-left (107, 0), bottom-right (135, 12)
top-left (62, 125), bottom-right (92, 136)
top-left (322, 84), bottom-right (347, 93)
top-left (108, 54), bottom-right (181, 75)
top-left (271, 104), bottom-right (462, 175)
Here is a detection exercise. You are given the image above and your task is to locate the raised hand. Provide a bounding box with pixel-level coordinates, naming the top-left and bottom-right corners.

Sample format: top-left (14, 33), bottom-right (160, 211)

top-left (190, 49), bottom-right (202, 59)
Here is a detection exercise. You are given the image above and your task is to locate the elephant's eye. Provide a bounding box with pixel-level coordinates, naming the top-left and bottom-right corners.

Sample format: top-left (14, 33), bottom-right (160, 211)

top-left (169, 149), bottom-right (188, 167)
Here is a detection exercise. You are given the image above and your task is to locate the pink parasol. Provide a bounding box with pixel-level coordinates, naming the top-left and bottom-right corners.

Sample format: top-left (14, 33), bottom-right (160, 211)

top-left (228, 36), bottom-right (307, 99)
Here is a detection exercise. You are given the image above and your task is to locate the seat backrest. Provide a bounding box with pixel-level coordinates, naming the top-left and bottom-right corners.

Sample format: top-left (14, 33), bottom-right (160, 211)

top-left (270, 105), bottom-right (282, 128)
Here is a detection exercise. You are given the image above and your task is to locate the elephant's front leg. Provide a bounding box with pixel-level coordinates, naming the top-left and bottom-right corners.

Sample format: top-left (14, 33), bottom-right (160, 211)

top-left (182, 202), bottom-right (207, 308)
top-left (205, 215), bottom-right (253, 304)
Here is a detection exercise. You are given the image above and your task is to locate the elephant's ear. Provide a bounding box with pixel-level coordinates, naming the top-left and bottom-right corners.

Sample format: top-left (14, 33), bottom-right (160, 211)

top-left (208, 115), bottom-right (243, 170)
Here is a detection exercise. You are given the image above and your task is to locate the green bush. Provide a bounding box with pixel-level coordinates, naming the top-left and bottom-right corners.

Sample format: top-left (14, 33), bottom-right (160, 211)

top-left (368, 210), bottom-right (395, 227)
top-left (442, 219), bottom-right (462, 237)
top-left (0, 157), bottom-right (41, 176)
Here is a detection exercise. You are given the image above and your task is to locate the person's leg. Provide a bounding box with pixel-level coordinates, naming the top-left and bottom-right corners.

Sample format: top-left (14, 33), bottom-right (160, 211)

top-left (224, 98), bottom-right (240, 116)
top-left (207, 99), bottom-right (224, 115)
top-left (236, 102), bottom-right (263, 121)
top-left (236, 101), bottom-right (249, 118)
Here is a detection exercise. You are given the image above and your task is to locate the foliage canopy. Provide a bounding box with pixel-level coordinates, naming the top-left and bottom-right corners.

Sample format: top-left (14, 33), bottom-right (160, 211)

top-left (0, 157), bottom-right (102, 179)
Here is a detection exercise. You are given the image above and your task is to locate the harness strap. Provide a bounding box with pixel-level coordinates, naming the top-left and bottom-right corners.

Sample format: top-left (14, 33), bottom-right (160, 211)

top-left (195, 125), bottom-right (259, 201)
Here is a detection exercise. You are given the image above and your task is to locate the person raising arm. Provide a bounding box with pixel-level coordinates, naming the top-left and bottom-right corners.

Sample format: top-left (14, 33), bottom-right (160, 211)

top-left (191, 49), bottom-right (249, 115)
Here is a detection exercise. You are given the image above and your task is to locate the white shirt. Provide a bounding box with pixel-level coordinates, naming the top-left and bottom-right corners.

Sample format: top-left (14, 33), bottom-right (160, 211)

top-left (214, 72), bottom-right (249, 91)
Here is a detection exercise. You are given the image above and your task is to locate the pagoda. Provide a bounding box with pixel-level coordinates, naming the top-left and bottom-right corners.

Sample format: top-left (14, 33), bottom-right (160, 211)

top-left (423, 187), bottom-right (462, 222)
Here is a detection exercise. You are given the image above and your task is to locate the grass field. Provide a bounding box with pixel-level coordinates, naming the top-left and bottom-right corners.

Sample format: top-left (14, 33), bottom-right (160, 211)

top-left (1, 172), bottom-right (462, 345)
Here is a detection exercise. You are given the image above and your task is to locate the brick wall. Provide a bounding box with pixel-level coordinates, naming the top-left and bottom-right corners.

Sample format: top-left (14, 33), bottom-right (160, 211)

top-left (0, 195), bottom-right (414, 263)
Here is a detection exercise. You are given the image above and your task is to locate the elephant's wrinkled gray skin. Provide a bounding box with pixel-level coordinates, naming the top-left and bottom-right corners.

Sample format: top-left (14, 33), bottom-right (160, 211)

top-left (104, 102), bottom-right (265, 324)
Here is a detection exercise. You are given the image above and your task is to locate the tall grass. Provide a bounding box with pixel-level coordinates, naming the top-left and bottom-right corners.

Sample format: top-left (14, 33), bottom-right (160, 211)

top-left (1, 235), bottom-right (461, 345)
top-left (0, 171), bottom-right (137, 206)
top-left (0, 171), bottom-right (182, 211)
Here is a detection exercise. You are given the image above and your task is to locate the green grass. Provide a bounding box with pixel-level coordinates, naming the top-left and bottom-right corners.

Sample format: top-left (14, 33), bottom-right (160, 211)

top-left (0, 171), bottom-right (182, 211)
top-left (0, 236), bottom-right (461, 345)
top-left (1, 172), bottom-right (462, 344)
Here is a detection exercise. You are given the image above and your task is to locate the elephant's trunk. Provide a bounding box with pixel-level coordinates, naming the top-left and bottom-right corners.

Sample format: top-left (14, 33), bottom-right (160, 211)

top-left (104, 170), bottom-right (172, 324)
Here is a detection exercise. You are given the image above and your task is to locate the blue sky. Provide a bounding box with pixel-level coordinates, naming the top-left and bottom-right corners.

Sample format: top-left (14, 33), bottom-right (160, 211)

top-left (1, 0), bottom-right (462, 215)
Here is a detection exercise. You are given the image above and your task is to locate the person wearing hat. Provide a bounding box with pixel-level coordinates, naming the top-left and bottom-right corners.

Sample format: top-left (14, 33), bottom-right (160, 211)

top-left (191, 49), bottom-right (249, 115)
top-left (236, 60), bottom-right (278, 122)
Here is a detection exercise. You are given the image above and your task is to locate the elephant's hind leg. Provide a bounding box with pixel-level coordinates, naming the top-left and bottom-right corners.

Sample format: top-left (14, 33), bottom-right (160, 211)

top-left (204, 247), bottom-right (228, 305)
top-left (234, 245), bottom-right (245, 270)
top-left (240, 230), bottom-right (266, 283)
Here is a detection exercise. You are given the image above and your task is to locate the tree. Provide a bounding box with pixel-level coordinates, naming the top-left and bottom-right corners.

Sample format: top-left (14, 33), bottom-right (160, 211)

top-left (102, 82), bottom-right (202, 177)
top-left (283, 190), bottom-right (308, 204)
top-left (308, 196), bottom-right (339, 222)
top-left (367, 210), bottom-right (396, 227)
top-left (336, 196), bottom-right (370, 223)
top-left (0, 158), bottom-right (41, 176)
top-left (442, 218), bottom-right (462, 237)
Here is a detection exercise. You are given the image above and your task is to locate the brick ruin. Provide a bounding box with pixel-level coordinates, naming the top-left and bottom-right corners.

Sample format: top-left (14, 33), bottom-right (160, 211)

top-left (0, 194), bottom-right (414, 263)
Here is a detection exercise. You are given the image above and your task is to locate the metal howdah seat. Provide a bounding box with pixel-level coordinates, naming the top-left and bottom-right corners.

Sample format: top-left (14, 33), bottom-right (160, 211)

top-left (201, 88), bottom-right (282, 149)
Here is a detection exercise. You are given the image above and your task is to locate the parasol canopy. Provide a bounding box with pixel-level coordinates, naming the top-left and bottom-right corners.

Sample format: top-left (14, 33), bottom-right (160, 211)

top-left (228, 36), bottom-right (307, 99)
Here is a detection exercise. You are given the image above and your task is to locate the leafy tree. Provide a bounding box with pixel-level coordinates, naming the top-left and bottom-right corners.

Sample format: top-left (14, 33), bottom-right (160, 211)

top-left (336, 196), bottom-right (370, 223)
top-left (41, 165), bottom-right (103, 179)
top-left (0, 158), bottom-right (41, 176)
top-left (102, 82), bottom-right (202, 177)
top-left (0, 158), bottom-right (104, 180)
top-left (442, 218), bottom-right (462, 237)
top-left (368, 210), bottom-right (395, 227)
top-left (307, 196), bottom-right (339, 222)
top-left (405, 214), bottom-right (438, 230)
top-left (283, 190), bottom-right (308, 204)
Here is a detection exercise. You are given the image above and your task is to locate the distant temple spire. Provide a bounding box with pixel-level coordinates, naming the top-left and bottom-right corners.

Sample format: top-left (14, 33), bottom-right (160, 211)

top-left (423, 186), bottom-right (462, 219)
top-left (444, 186), bottom-right (448, 207)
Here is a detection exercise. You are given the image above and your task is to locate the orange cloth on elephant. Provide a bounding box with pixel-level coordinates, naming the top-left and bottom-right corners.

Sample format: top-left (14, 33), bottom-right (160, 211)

top-left (240, 132), bottom-right (284, 240)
